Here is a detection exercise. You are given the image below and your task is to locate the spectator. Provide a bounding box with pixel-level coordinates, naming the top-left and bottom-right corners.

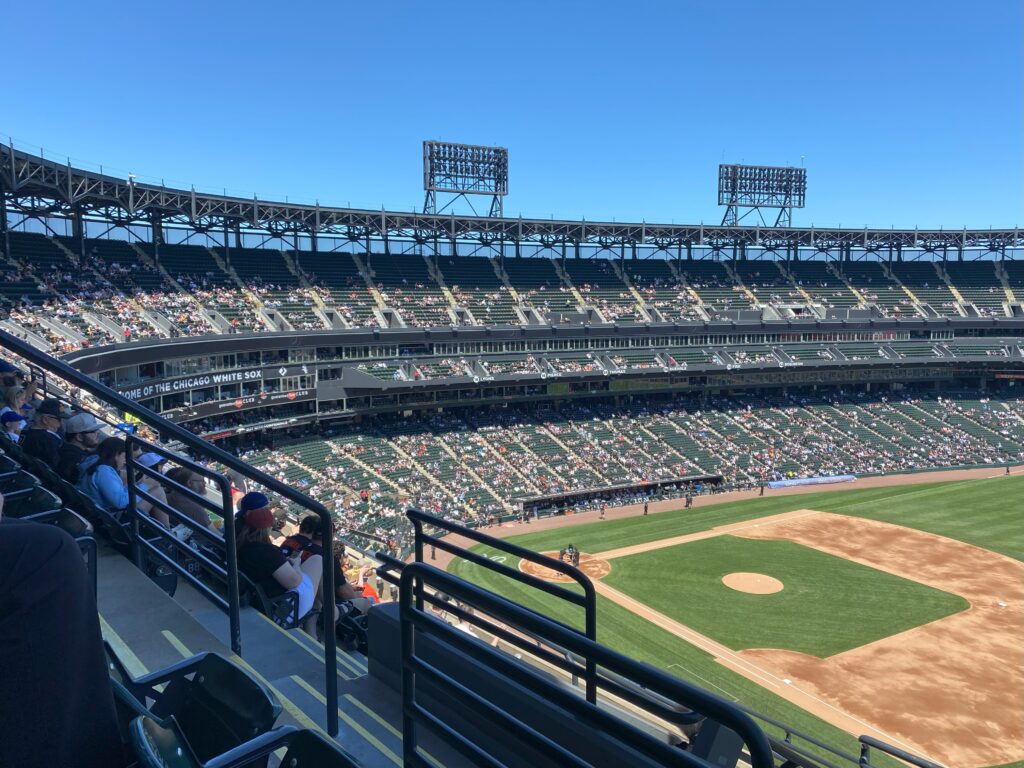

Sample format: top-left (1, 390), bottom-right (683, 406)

top-left (0, 364), bottom-right (39, 403)
top-left (0, 502), bottom-right (124, 768)
top-left (0, 385), bottom-right (27, 419)
top-left (20, 398), bottom-right (66, 468)
top-left (164, 466), bottom-right (215, 531)
top-left (57, 412), bottom-right (105, 483)
top-left (1, 411), bottom-right (27, 444)
top-left (78, 437), bottom-right (168, 523)
top-left (235, 492), bottom-right (323, 634)
top-left (283, 515), bottom-right (370, 612)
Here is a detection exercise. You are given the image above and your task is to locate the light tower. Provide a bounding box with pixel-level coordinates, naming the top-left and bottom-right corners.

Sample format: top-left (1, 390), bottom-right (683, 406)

top-left (423, 141), bottom-right (508, 217)
top-left (718, 164), bottom-right (807, 227)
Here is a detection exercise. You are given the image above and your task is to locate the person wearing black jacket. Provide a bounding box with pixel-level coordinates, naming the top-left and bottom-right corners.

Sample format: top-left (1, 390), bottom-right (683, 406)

top-left (20, 398), bottom-right (65, 469)
top-left (0, 499), bottom-right (125, 768)
top-left (56, 412), bottom-right (104, 483)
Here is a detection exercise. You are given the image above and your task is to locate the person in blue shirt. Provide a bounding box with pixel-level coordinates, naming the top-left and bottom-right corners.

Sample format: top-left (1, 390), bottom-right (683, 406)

top-left (78, 437), bottom-right (130, 514)
top-left (78, 436), bottom-right (167, 521)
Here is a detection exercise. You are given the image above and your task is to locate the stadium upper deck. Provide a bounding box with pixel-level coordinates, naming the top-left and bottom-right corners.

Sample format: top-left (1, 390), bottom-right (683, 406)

top-left (1, 145), bottom-right (1022, 354)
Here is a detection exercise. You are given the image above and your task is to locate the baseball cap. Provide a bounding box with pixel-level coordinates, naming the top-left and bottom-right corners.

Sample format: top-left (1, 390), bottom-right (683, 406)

top-left (0, 361), bottom-right (19, 374)
top-left (239, 491), bottom-right (270, 513)
top-left (137, 452), bottom-right (166, 469)
top-left (1, 411), bottom-right (27, 426)
top-left (35, 399), bottom-right (65, 418)
top-left (65, 413), bottom-right (105, 435)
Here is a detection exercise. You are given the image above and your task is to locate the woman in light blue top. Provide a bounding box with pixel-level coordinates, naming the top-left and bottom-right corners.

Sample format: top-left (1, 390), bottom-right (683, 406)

top-left (79, 437), bottom-right (129, 513)
top-left (78, 436), bottom-right (170, 523)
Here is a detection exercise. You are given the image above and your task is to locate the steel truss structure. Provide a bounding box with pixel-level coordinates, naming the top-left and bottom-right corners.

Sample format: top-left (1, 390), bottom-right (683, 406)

top-left (1, 145), bottom-right (1020, 263)
top-left (423, 140), bottom-right (507, 217)
top-left (719, 164), bottom-right (807, 227)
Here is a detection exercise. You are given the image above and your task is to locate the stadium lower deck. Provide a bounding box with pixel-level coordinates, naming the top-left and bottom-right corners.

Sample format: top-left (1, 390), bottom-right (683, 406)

top-left (235, 390), bottom-right (1024, 547)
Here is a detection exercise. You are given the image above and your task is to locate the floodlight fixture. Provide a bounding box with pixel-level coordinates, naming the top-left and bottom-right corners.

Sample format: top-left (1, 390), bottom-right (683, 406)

top-left (423, 141), bottom-right (508, 217)
top-left (718, 164), bottom-right (807, 227)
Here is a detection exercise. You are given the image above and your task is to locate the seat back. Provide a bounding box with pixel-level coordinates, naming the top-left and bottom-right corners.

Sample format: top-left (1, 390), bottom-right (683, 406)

top-left (280, 730), bottom-right (362, 768)
top-left (0, 468), bottom-right (40, 498)
top-left (239, 572), bottom-right (300, 629)
top-left (130, 716), bottom-right (202, 768)
top-left (4, 484), bottom-right (62, 519)
top-left (151, 653), bottom-right (280, 763)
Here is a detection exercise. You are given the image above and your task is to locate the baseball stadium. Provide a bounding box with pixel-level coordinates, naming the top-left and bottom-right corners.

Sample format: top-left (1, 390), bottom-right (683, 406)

top-left (1, 5), bottom-right (1022, 768)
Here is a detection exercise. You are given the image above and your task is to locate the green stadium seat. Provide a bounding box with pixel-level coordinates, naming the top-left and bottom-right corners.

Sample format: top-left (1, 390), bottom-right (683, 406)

top-left (129, 716), bottom-right (362, 768)
top-left (108, 644), bottom-right (281, 764)
top-left (3, 484), bottom-right (62, 519)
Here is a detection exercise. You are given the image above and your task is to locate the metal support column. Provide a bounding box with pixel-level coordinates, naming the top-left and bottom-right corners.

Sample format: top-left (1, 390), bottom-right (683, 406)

top-left (0, 185), bottom-right (8, 261)
top-left (72, 205), bottom-right (85, 258)
top-left (152, 213), bottom-right (162, 261)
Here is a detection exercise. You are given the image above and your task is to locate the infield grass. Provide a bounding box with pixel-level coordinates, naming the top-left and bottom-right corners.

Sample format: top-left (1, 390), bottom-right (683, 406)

top-left (603, 536), bottom-right (967, 656)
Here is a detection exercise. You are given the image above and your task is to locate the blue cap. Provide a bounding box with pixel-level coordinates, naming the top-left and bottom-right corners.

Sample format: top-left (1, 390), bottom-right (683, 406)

top-left (0, 361), bottom-right (18, 373)
top-left (239, 491), bottom-right (270, 513)
top-left (1, 411), bottom-right (27, 425)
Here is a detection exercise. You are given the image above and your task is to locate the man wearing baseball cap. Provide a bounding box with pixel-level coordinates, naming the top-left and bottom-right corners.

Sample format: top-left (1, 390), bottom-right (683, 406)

top-left (21, 399), bottom-right (66, 468)
top-left (0, 411), bottom-right (27, 444)
top-left (57, 413), bottom-right (105, 484)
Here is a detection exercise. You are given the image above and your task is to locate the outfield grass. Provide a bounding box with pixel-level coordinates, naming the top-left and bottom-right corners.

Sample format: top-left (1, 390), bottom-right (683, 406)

top-left (603, 536), bottom-right (968, 656)
top-left (496, 475), bottom-right (1024, 561)
top-left (447, 475), bottom-right (1023, 768)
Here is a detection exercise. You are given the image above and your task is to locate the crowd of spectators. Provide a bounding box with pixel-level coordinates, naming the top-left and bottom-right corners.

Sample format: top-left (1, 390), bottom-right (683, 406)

top-left (201, 390), bottom-right (1024, 544)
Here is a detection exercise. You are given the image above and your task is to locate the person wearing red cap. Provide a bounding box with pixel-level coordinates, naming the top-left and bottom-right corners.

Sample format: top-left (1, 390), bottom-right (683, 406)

top-left (235, 491), bottom-right (322, 632)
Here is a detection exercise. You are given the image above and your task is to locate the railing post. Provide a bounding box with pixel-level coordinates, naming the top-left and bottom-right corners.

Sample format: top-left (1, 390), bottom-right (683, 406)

top-left (321, 507), bottom-right (338, 737)
top-left (859, 742), bottom-right (871, 768)
top-left (216, 474), bottom-right (242, 657)
top-left (124, 433), bottom-right (143, 569)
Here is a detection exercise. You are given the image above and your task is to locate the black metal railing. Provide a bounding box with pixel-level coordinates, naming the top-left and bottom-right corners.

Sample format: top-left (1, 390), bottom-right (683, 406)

top-left (398, 562), bottom-right (776, 768)
top-left (0, 329), bottom-right (340, 737)
top-left (124, 436), bottom-right (241, 652)
top-left (859, 736), bottom-right (944, 768)
top-left (406, 507), bottom-right (599, 703)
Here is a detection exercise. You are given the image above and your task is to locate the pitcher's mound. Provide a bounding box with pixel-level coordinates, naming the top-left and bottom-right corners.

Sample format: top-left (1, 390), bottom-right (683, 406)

top-left (722, 572), bottom-right (784, 594)
top-left (521, 552), bottom-right (612, 582)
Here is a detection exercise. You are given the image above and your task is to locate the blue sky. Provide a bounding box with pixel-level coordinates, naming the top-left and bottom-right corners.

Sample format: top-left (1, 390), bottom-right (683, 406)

top-left (4, 1), bottom-right (1021, 227)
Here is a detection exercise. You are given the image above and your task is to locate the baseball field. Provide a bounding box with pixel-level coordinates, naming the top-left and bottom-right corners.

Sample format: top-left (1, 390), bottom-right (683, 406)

top-left (447, 474), bottom-right (1024, 768)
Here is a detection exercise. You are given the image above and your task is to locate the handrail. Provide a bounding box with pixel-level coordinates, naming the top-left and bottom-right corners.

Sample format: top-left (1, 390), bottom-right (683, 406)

top-left (859, 736), bottom-right (944, 768)
top-left (0, 328), bottom-right (339, 737)
top-left (123, 434), bottom-right (242, 654)
top-left (399, 562), bottom-right (776, 768)
top-left (406, 507), bottom-right (599, 703)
